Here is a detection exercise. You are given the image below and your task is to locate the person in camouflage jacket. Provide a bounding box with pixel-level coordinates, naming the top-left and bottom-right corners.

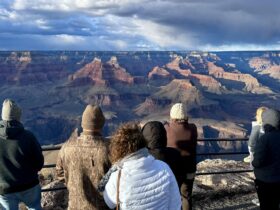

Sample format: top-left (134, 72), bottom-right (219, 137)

top-left (56, 105), bottom-right (110, 210)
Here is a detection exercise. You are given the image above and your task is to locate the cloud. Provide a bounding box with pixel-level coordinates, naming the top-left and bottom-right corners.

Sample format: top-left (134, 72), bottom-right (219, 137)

top-left (0, 0), bottom-right (280, 50)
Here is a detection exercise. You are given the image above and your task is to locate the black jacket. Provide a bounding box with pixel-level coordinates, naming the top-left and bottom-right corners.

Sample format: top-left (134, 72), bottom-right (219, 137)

top-left (0, 120), bottom-right (44, 194)
top-left (142, 121), bottom-right (184, 186)
top-left (252, 109), bottom-right (280, 183)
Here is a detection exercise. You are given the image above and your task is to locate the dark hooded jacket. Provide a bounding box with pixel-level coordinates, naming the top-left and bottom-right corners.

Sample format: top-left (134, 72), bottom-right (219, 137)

top-left (0, 120), bottom-right (44, 194)
top-left (142, 121), bottom-right (184, 186)
top-left (252, 109), bottom-right (280, 183)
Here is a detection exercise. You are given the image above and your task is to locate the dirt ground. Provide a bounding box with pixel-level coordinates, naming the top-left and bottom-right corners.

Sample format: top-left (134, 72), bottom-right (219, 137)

top-left (193, 191), bottom-right (259, 210)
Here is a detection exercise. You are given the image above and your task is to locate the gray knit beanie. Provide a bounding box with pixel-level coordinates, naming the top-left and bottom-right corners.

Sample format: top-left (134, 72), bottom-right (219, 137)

top-left (81, 105), bottom-right (105, 131)
top-left (1, 99), bottom-right (22, 121)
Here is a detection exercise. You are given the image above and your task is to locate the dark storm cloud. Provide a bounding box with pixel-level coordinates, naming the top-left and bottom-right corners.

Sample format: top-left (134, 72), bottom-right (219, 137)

top-left (111, 0), bottom-right (280, 46)
top-left (0, 0), bottom-right (279, 50)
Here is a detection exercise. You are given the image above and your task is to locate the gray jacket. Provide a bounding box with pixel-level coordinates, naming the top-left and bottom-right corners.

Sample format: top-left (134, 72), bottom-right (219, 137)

top-left (252, 109), bottom-right (280, 183)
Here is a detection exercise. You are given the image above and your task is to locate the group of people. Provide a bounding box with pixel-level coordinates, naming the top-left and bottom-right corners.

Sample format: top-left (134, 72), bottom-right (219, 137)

top-left (0, 100), bottom-right (197, 210)
top-left (0, 98), bottom-right (279, 210)
top-left (56, 102), bottom-right (197, 210)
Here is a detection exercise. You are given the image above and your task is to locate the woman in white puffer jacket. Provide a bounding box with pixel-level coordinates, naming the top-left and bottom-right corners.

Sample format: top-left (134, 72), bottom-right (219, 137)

top-left (98, 123), bottom-right (181, 210)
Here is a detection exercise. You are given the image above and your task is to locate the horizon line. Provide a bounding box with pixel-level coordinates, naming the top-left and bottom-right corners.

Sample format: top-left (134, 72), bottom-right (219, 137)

top-left (0, 50), bottom-right (280, 53)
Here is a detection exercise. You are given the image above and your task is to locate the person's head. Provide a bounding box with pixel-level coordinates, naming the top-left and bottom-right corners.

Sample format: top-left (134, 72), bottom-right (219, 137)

top-left (256, 106), bottom-right (267, 124)
top-left (170, 103), bottom-right (188, 122)
top-left (261, 108), bottom-right (280, 131)
top-left (141, 121), bottom-right (167, 149)
top-left (81, 104), bottom-right (105, 135)
top-left (110, 122), bottom-right (146, 164)
top-left (1, 99), bottom-right (22, 122)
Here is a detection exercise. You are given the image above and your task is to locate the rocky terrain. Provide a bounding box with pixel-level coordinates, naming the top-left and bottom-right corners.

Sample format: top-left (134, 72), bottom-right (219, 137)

top-left (32, 158), bottom-right (258, 210)
top-left (0, 51), bottom-right (280, 153)
top-left (193, 159), bottom-right (257, 210)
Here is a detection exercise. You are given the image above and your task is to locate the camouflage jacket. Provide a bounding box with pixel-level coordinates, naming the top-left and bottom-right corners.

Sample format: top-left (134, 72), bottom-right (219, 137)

top-left (56, 133), bottom-right (111, 210)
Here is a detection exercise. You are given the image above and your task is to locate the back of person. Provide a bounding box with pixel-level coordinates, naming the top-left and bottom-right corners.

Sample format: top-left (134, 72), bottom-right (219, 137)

top-left (105, 153), bottom-right (180, 210)
top-left (56, 105), bottom-right (110, 210)
top-left (0, 121), bottom-right (43, 193)
top-left (165, 121), bottom-right (197, 173)
top-left (57, 135), bottom-right (110, 210)
top-left (252, 108), bottom-right (280, 210)
top-left (141, 121), bottom-right (184, 186)
top-left (164, 103), bottom-right (198, 210)
top-left (0, 99), bottom-right (44, 210)
top-left (253, 131), bottom-right (280, 181)
top-left (100, 123), bottom-right (181, 210)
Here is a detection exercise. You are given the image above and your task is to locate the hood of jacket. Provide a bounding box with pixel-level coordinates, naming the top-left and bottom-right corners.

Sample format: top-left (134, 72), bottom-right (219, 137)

top-left (142, 121), bottom-right (167, 149)
top-left (262, 109), bottom-right (280, 132)
top-left (0, 120), bottom-right (24, 139)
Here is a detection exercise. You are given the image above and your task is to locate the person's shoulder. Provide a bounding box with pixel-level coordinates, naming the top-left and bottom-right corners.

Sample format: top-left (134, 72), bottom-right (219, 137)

top-left (154, 158), bottom-right (172, 170)
top-left (252, 121), bottom-right (261, 128)
top-left (186, 123), bottom-right (197, 133)
top-left (59, 135), bottom-right (79, 151)
top-left (188, 123), bottom-right (197, 128)
top-left (21, 129), bottom-right (37, 140)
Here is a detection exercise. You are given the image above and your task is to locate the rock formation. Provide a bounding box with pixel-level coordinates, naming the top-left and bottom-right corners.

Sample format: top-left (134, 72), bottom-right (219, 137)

top-left (189, 74), bottom-right (224, 94)
top-left (70, 56), bottom-right (134, 86)
top-left (39, 158), bottom-right (256, 210)
top-left (154, 79), bottom-right (216, 109)
top-left (134, 97), bottom-right (171, 116)
top-left (249, 57), bottom-right (280, 81)
top-left (0, 51), bottom-right (70, 85)
top-left (148, 66), bottom-right (173, 80)
top-left (165, 56), bottom-right (192, 77)
top-left (0, 51), bottom-right (279, 145)
top-left (208, 62), bottom-right (272, 94)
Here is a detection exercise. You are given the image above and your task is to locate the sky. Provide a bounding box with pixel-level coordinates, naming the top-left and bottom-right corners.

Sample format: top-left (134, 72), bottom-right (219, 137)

top-left (0, 0), bottom-right (280, 51)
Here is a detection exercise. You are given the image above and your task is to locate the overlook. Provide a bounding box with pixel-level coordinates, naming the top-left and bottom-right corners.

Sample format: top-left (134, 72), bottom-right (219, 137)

top-left (1, 1), bottom-right (280, 209)
top-left (1, 51), bottom-right (280, 209)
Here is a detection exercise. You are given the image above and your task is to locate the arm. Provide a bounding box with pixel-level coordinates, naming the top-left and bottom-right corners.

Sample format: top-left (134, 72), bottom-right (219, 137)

top-left (190, 124), bottom-right (198, 155)
top-left (56, 146), bottom-right (66, 183)
top-left (56, 129), bottom-right (78, 183)
top-left (103, 171), bottom-right (118, 209)
top-left (103, 140), bottom-right (112, 173)
top-left (252, 135), bottom-right (268, 168)
top-left (248, 124), bottom-right (261, 153)
top-left (28, 132), bottom-right (44, 171)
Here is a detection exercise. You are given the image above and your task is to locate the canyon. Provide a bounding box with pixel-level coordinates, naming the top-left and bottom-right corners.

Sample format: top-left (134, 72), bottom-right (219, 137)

top-left (0, 51), bottom-right (280, 154)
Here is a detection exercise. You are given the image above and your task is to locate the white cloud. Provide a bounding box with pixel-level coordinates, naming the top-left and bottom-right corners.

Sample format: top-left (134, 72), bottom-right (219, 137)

top-left (54, 34), bottom-right (86, 44)
top-left (202, 44), bottom-right (280, 52)
top-left (12, 0), bottom-right (72, 11)
top-left (111, 40), bottom-right (128, 49)
top-left (35, 19), bottom-right (51, 30)
top-left (132, 19), bottom-right (198, 50)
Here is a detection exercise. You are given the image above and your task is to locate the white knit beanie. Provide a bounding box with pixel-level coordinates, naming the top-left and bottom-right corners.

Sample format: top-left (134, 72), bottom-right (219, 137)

top-left (170, 103), bottom-right (188, 120)
top-left (1, 99), bottom-right (22, 121)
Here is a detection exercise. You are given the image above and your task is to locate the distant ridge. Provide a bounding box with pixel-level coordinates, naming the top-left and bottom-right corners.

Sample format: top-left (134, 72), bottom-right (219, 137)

top-left (0, 50), bottom-right (279, 150)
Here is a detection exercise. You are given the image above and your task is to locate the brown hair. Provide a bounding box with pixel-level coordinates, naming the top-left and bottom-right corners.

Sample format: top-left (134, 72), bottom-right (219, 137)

top-left (109, 122), bottom-right (146, 164)
top-left (256, 106), bottom-right (267, 124)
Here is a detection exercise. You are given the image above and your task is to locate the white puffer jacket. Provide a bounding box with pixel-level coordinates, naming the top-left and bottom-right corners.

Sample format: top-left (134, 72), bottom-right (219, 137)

top-left (103, 154), bottom-right (181, 210)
